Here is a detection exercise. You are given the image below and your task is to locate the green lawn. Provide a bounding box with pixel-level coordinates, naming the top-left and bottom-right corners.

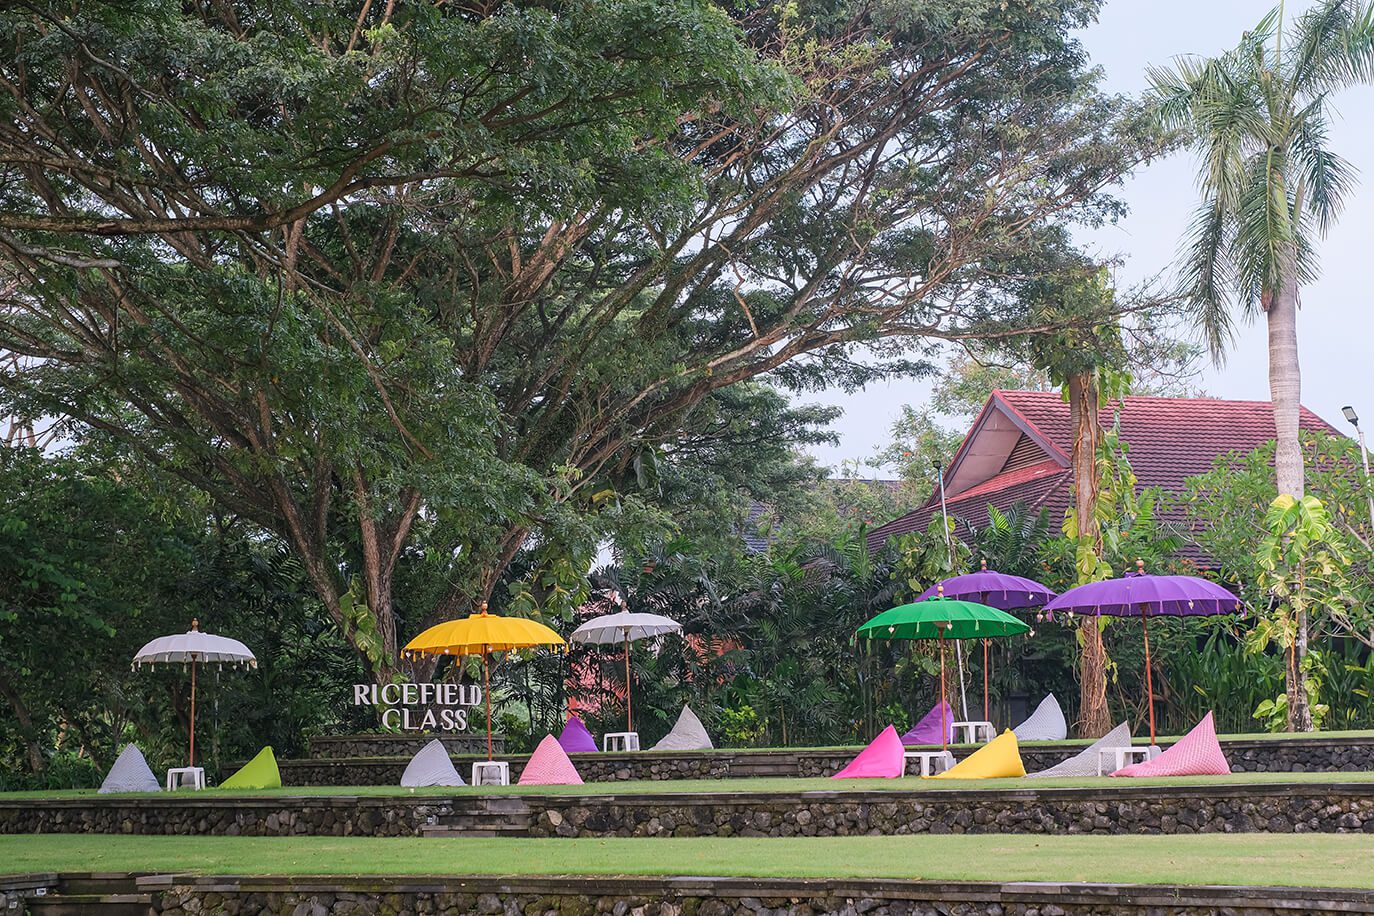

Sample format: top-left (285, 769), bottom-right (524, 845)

top-left (6, 769), bottom-right (1374, 801)
top-left (6, 834), bottom-right (1374, 888)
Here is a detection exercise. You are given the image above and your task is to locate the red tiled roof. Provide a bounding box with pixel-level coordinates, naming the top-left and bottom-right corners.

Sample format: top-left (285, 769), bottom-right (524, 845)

top-left (866, 391), bottom-right (1342, 559)
top-left (867, 460), bottom-right (1069, 545)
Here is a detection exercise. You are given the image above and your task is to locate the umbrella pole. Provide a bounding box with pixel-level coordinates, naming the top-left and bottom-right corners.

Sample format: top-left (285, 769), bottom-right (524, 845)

top-left (954, 639), bottom-right (969, 721)
top-left (189, 656), bottom-right (197, 768)
top-left (484, 651), bottom-right (493, 760)
top-left (983, 638), bottom-right (990, 722)
top-left (624, 632), bottom-right (632, 733)
top-left (939, 632), bottom-right (948, 753)
top-left (1141, 609), bottom-right (1156, 745)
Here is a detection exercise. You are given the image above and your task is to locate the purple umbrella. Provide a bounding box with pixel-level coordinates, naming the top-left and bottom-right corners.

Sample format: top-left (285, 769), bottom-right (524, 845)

top-left (916, 560), bottom-right (1056, 720)
top-left (1042, 560), bottom-right (1243, 745)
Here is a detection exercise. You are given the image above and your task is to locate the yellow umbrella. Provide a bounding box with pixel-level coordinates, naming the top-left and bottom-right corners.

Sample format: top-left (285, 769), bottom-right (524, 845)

top-left (403, 603), bottom-right (565, 759)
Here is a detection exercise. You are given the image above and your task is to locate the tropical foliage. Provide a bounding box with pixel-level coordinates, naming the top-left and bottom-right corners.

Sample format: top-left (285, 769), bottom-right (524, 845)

top-left (1150, 0), bottom-right (1374, 728)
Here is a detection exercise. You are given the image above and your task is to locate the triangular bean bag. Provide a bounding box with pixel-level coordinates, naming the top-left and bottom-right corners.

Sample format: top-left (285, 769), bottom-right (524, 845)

top-left (899, 700), bottom-right (953, 746)
top-left (651, 704), bottom-right (714, 751)
top-left (220, 746), bottom-right (281, 789)
top-left (519, 735), bottom-right (584, 785)
top-left (557, 715), bottom-right (597, 754)
top-left (831, 725), bottom-right (904, 779)
top-left (1028, 721), bottom-right (1132, 778)
top-left (1011, 693), bottom-right (1068, 741)
top-left (400, 738), bottom-right (465, 787)
top-left (1112, 711), bottom-right (1230, 777)
top-left (99, 744), bottom-right (161, 794)
top-left (929, 729), bottom-right (1025, 779)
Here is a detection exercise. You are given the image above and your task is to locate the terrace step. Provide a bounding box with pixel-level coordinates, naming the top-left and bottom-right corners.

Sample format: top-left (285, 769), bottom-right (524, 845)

top-left (425, 800), bottom-right (535, 837)
top-left (421, 823), bottom-right (530, 838)
top-left (25, 892), bottom-right (154, 916)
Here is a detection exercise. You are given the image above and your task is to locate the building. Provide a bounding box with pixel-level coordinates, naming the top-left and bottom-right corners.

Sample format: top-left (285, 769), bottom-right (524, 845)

top-left (865, 390), bottom-right (1341, 559)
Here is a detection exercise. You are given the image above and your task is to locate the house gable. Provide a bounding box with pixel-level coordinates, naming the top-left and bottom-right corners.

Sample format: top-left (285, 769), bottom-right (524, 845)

top-left (942, 390), bottom-right (1067, 499)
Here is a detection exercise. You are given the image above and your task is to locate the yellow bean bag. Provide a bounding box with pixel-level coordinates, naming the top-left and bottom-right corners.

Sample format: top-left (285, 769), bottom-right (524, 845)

top-left (220, 746), bottom-right (281, 789)
top-left (928, 729), bottom-right (1025, 779)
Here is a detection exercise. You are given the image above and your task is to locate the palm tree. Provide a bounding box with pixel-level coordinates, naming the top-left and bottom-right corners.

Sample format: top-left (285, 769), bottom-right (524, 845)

top-left (1149, 0), bottom-right (1374, 730)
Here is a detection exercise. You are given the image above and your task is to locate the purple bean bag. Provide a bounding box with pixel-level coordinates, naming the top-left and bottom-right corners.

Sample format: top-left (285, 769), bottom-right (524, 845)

top-left (557, 714), bottom-right (597, 753)
top-left (900, 700), bottom-right (954, 746)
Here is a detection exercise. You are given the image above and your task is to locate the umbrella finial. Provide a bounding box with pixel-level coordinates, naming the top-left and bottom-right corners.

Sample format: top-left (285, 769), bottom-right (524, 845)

top-left (937, 584), bottom-right (945, 598)
top-left (479, 601), bottom-right (489, 615)
top-left (191, 618), bottom-right (199, 632)
top-left (980, 558), bottom-right (987, 571)
top-left (1136, 558), bottom-right (1145, 574)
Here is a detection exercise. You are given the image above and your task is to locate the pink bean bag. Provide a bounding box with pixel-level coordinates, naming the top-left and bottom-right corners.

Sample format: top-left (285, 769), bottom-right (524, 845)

top-left (557, 714), bottom-right (597, 754)
top-left (832, 725), bottom-right (905, 779)
top-left (900, 701), bottom-right (953, 746)
top-left (519, 735), bottom-right (584, 785)
top-left (1112, 711), bottom-right (1230, 777)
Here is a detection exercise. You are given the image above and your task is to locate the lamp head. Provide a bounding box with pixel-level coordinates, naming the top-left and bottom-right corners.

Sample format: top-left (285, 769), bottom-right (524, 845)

top-left (1344, 405), bottom-right (1359, 427)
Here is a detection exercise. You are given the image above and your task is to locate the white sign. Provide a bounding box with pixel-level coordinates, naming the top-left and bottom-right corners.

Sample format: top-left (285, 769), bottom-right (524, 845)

top-left (352, 682), bottom-right (481, 731)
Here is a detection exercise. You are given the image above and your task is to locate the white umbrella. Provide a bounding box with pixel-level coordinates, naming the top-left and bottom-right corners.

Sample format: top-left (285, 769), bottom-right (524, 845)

top-left (570, 609), bottom-right (681, 732)
top-left (133, 619), bottom-right (256, 767)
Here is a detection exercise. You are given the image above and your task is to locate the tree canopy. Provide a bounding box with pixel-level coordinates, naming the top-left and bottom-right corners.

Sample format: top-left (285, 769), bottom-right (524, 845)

top-left (1, 0), bottom-right (1172, 684)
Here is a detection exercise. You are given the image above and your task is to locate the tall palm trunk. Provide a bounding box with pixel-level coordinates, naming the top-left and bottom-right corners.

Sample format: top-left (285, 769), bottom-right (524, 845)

top-left (1069, 371), bottom-right (1111, 738)
top-left (1267, 252), bottom-right (1313, 731)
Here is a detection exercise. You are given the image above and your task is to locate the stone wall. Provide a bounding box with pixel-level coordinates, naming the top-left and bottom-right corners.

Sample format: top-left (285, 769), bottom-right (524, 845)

top-left (280, 735), bottom-right (1374, 786)
top-left (9, 782), bottom-right (1374, 838)
top-left (309, 734), bottom-right (502, 758)
top-left (515, 783), bottom-right (1374, 838)
top-left (131, 874), bottom-right (1374, 915)
top-left (0, 796), bottom-right (458, 838)
top-left (279, 750), bottom-right (735, 787)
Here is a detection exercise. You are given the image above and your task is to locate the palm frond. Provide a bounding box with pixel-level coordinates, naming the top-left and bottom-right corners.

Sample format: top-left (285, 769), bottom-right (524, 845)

top-left (1177, 199), bottom-right (1239, 357)
top-left (1290, 97), bottom-right (1357, 233)
top-left (1291, 0), bottom-right (1374, 91)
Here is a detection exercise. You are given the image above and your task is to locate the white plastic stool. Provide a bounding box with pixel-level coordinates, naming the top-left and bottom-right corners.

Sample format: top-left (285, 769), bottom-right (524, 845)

top-left (602, 732), bottom-right (640, 752)
top-left (165, 767), bottom-right (205, 790)
top-left (1095, 746), bottom-right (1153, 775)
top-left (903, 750), bottom-right (954, 776)
top-left (470, 761), bottom-right (510, 786)
top-left (951, 720), bottom-right (996, 744)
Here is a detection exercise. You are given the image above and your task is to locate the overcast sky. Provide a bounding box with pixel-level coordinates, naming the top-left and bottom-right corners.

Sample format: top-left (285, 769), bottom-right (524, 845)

top-left (803, 0), bottom-right (1374, 473)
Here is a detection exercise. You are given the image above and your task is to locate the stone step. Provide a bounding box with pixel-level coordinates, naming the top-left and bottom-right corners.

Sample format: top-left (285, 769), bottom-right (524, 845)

top-left (26, 892), bottom-right (154, 915)
top-left (51, 875), bottom-right (144, 895)
top-left (420, 823), bottom-right (529, 838)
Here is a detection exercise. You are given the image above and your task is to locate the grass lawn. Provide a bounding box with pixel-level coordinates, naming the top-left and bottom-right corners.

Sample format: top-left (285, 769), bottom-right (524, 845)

top-left (5, 769), bottom-right (1374, 801)
top-left (6, 834), bottom-right (1374, 889)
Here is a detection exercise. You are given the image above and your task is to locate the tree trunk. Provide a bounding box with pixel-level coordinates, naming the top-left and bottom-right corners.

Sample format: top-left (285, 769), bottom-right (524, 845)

top-left (0, 666), bottom-right (45, 775)
top-left (1267, 256), bottom-right (1313, 732)
top-left (1069, 371), bottom-right (1111, 738)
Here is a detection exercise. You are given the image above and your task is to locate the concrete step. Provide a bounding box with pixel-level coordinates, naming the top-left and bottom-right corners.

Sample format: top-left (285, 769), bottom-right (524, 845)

top-left (421, 823), bottom-right (530, 838)
top-left (51, 875), bottom-right (143, 895)
top-left (26, 892), bottom-right (154, 916)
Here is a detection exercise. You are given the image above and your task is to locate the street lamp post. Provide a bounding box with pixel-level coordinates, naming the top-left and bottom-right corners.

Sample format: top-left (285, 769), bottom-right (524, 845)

top-left (1342, 406), bottom-right (1374, 529)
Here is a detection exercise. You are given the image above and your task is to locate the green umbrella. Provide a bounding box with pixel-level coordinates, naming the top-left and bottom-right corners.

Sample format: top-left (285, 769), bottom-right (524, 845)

top-left (856, 589), bottom-right (1030, 751)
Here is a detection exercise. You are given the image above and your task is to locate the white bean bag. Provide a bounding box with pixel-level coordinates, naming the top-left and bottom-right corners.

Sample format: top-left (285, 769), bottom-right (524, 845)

top-left (651, 705), bottom-right (714, 751)
top-left (99, 744), bottom-right (161, 794)
top-left (1028, 721), bottom-right (1132, 778)
top-left (1012, 693), bottom-right (1068, 741)
top-left (400, 738), bottom-right (465, 787)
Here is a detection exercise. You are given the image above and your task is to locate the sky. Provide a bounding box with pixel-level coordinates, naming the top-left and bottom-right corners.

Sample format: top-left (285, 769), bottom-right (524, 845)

top-left (803, 0), bottom-right (1374, 473)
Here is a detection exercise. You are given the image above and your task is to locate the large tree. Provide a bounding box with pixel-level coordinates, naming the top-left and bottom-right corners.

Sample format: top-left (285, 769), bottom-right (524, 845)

top-left (1149, 0), bottom-right (1374, 729)
top-left (0, 0), bottom-right (1170, 684)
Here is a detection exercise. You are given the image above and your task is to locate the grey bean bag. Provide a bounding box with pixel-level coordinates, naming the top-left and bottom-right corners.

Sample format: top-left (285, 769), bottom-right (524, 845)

top-left (400, 738), bottom-right (465, 787)
top-left (1028, 721), bottom-right (1133, 778)
top-left (1012, 693), bottom-right (1068, 741)
top-left (99, 744), bottom-right (161, 793)
top-left (651, 705), bottom-right (714, 751)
